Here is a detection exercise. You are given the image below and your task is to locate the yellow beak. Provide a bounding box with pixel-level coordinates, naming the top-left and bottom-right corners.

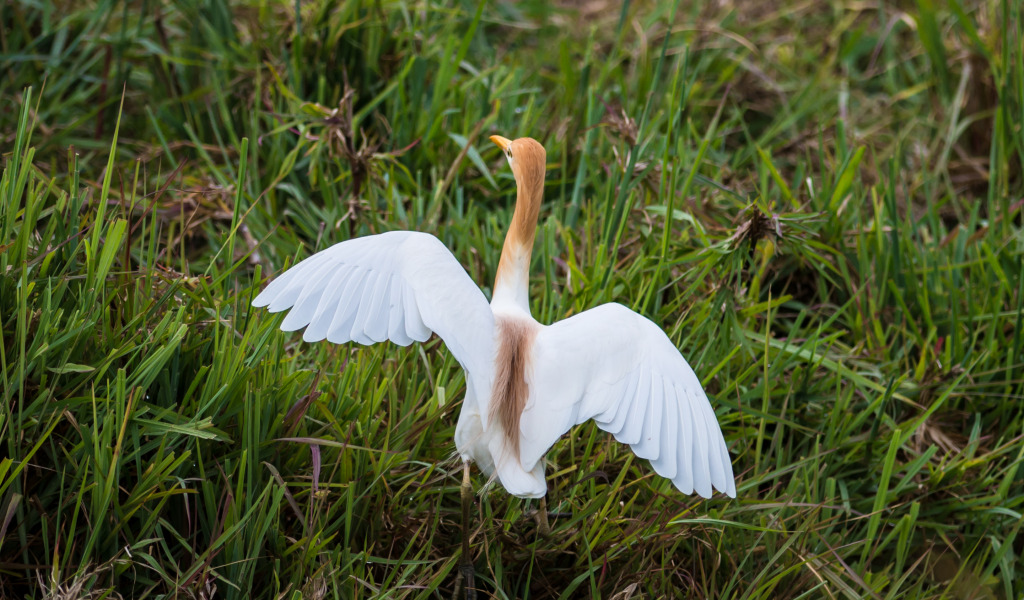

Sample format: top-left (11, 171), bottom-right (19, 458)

top-left (489, 135), bottom-right (512, 151)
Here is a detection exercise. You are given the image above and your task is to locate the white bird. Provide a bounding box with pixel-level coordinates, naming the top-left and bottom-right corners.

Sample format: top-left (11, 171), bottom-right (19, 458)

top-left (252, 135), bottom-right (735, 592)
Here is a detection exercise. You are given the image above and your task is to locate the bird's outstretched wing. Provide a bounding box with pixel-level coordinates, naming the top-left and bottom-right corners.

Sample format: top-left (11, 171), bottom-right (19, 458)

top-left (523, 303), bottom-right (735, 498)
top-left (252, 231), bottom-right (495, 403)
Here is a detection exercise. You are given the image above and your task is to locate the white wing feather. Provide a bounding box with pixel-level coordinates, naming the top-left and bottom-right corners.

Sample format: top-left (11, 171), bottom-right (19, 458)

top-left (524, 303), bottom-right (735, 498)
top-left (253, 231), bottom-right (495, 418)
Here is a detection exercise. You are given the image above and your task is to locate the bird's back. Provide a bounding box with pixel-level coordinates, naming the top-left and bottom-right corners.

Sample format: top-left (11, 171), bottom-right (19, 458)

top-left (458, 311), bottom-right (548, 498)
top-left (491, 316), bottom-right (537, 460)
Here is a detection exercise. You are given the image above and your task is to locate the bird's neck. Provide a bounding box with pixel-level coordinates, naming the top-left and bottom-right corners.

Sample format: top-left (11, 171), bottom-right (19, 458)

top-left (492, 172), bottom-right (542, 315)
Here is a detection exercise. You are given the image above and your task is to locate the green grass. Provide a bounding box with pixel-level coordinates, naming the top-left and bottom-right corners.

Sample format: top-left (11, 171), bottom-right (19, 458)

top-left (2, 0), bottom-right (1023, 597)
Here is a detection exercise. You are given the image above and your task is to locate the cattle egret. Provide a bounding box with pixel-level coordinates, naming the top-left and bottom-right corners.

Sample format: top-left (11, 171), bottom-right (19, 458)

top-left (252, 135), bottom-right (736, 594)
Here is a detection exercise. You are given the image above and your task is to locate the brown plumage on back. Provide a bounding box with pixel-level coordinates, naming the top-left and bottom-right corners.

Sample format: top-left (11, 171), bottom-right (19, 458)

top-left (492, 318), bottom-right (537, 460)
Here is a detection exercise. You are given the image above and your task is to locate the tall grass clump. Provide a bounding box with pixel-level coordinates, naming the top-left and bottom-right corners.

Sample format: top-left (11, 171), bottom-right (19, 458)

top-left (1, 0), bottom-right (1022, 598)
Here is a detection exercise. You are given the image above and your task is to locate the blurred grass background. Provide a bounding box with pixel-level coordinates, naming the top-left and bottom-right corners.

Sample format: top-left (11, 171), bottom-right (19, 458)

top-left (1, 0), bottom-right (1023, 597)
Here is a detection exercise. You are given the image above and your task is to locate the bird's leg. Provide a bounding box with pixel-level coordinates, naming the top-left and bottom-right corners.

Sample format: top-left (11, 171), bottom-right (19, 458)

top-left (453, 460), bottom-right (476, 600)
top-left (534, 496), bottom-right (551, 537)
top-left (461, 460), bottom-right (473, 562)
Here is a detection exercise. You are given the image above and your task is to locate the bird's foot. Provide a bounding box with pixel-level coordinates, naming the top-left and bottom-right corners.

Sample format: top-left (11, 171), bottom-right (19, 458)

top-left (452, 561), bottom-right (476, 600)
top-left (533, 506), bottom-right (551, 537)
top-left (531, 509), bottom-right (573, 535)
top-left (531, 496), bottom-right (573, 538)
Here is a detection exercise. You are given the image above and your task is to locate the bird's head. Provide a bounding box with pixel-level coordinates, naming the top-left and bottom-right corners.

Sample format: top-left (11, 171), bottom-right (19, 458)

top-left (490, 135), bottom-right (546, 188)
